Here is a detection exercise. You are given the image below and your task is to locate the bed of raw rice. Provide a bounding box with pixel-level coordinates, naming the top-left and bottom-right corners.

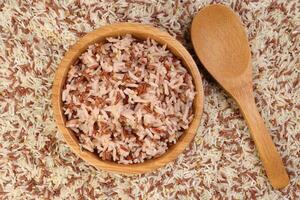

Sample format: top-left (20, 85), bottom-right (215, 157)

top-left (0, 1), bottom-right (299, 199)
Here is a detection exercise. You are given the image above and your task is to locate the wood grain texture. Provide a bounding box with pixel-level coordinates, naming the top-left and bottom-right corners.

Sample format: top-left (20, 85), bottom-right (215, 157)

top-left (191, 4), bottom-right (289, 189)
top-left (52, 23), bottom-right (204, 174)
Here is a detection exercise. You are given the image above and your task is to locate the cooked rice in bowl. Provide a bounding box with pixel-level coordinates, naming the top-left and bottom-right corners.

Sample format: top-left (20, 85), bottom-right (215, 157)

top-left (62, 34), bottom-right (196, 164)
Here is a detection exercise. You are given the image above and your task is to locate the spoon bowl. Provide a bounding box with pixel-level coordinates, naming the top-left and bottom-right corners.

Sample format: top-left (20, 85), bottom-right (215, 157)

top-left (192, 4), bottom-right (251, 87)
top-left (191, 4), bottom-right (289, 189)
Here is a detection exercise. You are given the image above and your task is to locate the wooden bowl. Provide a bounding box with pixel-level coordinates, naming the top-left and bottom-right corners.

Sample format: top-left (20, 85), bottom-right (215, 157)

top-left (52, 23), bottom-right (203, 174)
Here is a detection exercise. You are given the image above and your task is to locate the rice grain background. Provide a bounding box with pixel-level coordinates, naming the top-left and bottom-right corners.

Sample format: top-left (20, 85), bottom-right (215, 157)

top-left (0, 0), bottom-right (299, 199)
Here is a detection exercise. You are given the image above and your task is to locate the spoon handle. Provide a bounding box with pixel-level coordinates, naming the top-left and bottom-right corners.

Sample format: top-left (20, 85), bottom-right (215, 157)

top-left (232, 89), bottom-right (289, 189)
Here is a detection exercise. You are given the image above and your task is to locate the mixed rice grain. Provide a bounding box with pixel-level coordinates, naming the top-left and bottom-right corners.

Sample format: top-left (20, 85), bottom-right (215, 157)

top-left (62, 34), bottom-right (195, 164)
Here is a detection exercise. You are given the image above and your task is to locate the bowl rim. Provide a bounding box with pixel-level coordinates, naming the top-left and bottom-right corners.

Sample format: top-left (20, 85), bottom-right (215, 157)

top-left (52, 22), bottom-right (204, 174)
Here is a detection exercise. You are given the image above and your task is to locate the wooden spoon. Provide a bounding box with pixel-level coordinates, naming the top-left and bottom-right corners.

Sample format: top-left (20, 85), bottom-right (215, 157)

top-left (191, 4), bottom-right (289, 189)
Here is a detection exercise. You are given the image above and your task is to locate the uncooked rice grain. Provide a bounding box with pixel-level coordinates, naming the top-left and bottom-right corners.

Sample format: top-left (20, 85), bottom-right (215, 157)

top-left (62, 34), bottom-right (195, 164)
